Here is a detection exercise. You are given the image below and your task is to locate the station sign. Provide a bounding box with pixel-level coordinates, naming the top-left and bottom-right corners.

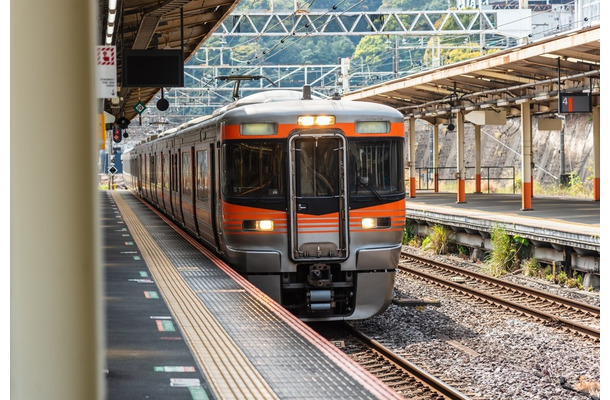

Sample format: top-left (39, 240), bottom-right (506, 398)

top-left (559, 92), bottom-right (591, 113)
top-left (96, 46), bottom-right (117, 99)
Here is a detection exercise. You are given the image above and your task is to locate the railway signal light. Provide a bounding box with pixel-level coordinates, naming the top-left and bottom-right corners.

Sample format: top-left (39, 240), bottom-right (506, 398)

top-left (113, 127), bottom-right (122, 143)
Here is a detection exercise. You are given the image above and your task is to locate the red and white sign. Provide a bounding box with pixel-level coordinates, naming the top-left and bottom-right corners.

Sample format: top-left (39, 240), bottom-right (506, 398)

top-left (96, 45), bottom-right (117, 98)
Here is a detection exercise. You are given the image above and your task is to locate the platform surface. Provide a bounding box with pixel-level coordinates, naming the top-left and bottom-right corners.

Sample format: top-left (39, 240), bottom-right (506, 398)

top-left (103, 190), bottom-right (402, 400)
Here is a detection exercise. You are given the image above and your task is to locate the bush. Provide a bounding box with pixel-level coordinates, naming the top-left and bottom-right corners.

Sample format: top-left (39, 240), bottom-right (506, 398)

top-left (457, 244), bottom-right (469, 259)
top-left (402, 222), bottom-right (415, 245)
top-left (565, 273), bottom-right (583, 289)
top-left (555, 270), bottom-right (568, 285)
top-left (422, 224), bottom-right (452, 255)
top-left (485, 225), bottom-right (529, 277)
top-left (522, 257), bottom-right (541, 277)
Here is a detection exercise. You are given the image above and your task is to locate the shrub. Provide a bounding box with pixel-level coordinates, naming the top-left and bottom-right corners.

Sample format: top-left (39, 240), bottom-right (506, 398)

top-left (565, 273), bottom-right (584, 289)
top-left (402, 222), bottom-right (415, 245)
top-left (457, 244), bottom-right (469, 259)
top-left (555, 270), bottom-right (568, 285)
top-left (522, 257), bottom-right (541, 277)
top-left (422, 224), bottom-right (452, 255)
top-left (485, 225), bottom-right (529, 276)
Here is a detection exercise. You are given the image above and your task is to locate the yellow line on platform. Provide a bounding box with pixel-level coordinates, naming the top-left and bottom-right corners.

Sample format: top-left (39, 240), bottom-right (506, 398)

top-left (112, 192), bottom-right (279, 400)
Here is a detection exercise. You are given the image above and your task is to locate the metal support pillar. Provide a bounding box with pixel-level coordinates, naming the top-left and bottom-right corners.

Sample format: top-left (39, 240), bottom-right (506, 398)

top-left (474, 124), bottom-right (482, 193)
top-left (521, 100), bottom-right (533, 210)
top-left (593, 105), bottom-right (600, 201)
top-left (408, 118), bottom-right (416, 198)
top-left (433, 123), bottom-right (439, 193)
top-left (456, 112), bottom-right (466, 203)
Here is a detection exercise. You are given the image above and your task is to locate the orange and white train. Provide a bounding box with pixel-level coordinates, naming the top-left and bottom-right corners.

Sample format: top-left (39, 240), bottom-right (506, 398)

top-left (123, 88), bottom-right (406, 321)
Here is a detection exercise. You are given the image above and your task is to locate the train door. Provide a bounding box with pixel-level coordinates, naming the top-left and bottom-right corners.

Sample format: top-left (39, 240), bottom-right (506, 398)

top-left (150, 153), bottom-right (158, 205)
top-left (170, 150), bottom-right (184, 226)
top-left (288, 134), bottom-right (349, 261)
top-left (210, 142), bottom-right (221, 250)
top-left (137, 154), bottom-right (144, 194)
top-left (161, 151), bottom-right (167, 213)
top-left (181, 147), bottom-right (198, 233)
top-left (156, 153), bottom-right (163, 209)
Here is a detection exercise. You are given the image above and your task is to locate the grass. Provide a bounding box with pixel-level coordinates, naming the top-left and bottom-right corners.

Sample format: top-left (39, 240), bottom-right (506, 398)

top-left (483, 225), bottom-right (530, 277)
top-left (422, 224), bottom-right (452, 255)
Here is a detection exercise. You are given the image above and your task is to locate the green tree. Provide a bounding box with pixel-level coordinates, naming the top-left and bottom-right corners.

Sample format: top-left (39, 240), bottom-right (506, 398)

top-left (352, 36), bottom-right (388, 67)
top-left (380, 0), bottom-right (455, 11)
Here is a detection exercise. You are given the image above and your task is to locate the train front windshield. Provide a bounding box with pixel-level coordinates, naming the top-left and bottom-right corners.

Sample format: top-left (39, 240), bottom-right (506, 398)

top-left (223, 141), bottom-right (285, 199)
top-left (348, 138), bottom-right (404, 197)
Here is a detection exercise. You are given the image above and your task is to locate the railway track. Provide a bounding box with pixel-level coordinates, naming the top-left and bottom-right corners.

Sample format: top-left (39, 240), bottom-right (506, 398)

top-left (312, 322), bottom-right (475, 400)
top-left (399, 252), bottom-right (600, 340)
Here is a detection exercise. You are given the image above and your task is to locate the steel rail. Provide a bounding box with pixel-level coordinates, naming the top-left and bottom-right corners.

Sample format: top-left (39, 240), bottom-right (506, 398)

top-left (402, 252), bottom-right (600, 316)
top-left (345, 323), bottom-right (473, 400)
top-left (399, 256), bottom-right (600, 340)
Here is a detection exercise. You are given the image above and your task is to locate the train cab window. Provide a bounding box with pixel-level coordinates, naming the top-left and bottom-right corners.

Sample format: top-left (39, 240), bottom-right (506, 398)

top-left (348, 139), bottom-right (404, 197)
top-left (222, 141), bottom-right (285, 199)
top-left (182, 152), bottom-right (192, 196)
top-left (297, 139), bottom-right (339, 197)
top-left (196, 150), bottom-right (209, 201)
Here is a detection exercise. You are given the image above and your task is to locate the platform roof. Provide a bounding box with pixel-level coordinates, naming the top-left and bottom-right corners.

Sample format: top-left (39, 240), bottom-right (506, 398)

top-left (103, 1), bottom-right (599, 125)
top-left (342, 25), bottom-right (600, 123)
top-left (101, 0), bottom-right (241, 122)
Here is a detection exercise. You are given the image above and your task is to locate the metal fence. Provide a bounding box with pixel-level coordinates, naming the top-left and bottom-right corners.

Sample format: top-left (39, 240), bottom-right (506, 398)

top-left (414, 166), bottom-right (516, 193)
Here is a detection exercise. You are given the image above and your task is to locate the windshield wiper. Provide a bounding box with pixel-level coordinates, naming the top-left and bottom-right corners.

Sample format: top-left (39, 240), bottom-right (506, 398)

top-left (357, 176), bottom-right (383, 202)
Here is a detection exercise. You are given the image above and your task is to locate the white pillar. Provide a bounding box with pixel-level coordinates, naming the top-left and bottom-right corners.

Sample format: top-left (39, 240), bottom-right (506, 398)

top-left (433, 123), bottom-right (439, 192)
top-left (474, 124), bottom-right (482, 193)
top-left (456, 111), bottom-right (466, 203)
top-left (593, 105), bottom-right (600, 201)
top-left (520, 100), bottom-right (533, 210)
top-left (408, 118), bottom-right (416, 198)
top-left (11, 1), bottom-right (103, 400)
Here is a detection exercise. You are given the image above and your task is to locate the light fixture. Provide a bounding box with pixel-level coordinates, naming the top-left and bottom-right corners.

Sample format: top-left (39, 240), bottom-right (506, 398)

top-left (297, 115), bottom-right (335, 126)
top-left (361, 217), bottom-right (391, 229)
top-left (105, 0), bottom-right (118, 45)
top-left (361, 218), bottom-right (376, 229)
top-left (242, 220), bottom-right (275, 232)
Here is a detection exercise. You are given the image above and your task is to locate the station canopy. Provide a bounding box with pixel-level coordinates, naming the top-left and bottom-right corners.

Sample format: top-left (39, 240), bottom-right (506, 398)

top-left (102, 0), bottom-right (599, 125)
top-left (101, 0), bottom-right (241, 122)
top-left (342, 25), bottom-right (600, 123)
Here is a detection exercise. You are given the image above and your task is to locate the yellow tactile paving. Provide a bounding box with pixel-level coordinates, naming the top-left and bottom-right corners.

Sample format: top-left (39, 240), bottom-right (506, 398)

top-left (112, 191), bottom-right (279, 400)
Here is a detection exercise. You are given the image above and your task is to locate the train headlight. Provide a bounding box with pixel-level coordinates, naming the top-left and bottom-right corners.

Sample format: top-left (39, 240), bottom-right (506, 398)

top-left (257, 220), bottom-right (274, 231)
top-left (361, 217), bottom-right (392, 229)
top-left (243, 220), bottom-right (275, 232)
top-left (361, 218), bottom-right (376, 229)
top-left (298, 115), bottom-right (335, 126)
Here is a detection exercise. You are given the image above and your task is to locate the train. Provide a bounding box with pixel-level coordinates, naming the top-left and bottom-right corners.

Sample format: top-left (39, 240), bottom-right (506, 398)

top-left (123, 87), bottom-right (406, 321)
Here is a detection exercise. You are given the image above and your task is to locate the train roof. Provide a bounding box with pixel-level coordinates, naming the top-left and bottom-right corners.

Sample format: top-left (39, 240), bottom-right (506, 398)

top-left (143, 89), bottom-right (404, 143)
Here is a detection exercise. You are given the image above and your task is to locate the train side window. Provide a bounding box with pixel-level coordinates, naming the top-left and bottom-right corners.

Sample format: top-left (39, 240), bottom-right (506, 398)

top-left (196, 150), bottom-right (209, 201)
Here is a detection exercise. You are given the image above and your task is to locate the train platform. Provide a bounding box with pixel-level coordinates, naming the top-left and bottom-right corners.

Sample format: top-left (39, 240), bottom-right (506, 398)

top-left (404, 192), bottom-right (600, 286)
top-left (102, 190), bottom-right (402, 400)
top-left (405, 192), bottom-right (599, 248)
